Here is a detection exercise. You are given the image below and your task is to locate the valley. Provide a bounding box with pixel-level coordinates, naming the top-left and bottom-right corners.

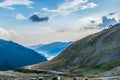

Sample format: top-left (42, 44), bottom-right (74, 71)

top-left (0, 23), bottom-right (120, 80)
top-left (0, 0), bottom-right (120, 79)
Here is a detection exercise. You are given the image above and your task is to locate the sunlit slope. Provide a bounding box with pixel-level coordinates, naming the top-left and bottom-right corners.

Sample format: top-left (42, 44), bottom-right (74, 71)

top-left (32, 23), bottom-right (120, 73)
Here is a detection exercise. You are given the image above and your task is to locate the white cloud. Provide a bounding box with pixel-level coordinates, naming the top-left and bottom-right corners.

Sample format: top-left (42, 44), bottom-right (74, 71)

top-left (16, 13), bottom-right (26, 20)
top-left (76, 2), bottom-right (97, 10)
top-left (59, 0), bottom-right (88, 10)
top-left (36, 27), bottom-right (55, 33)
top-left (108, 12), bottom-right (120, 21)
top-left (0, 27), bottom-right (10, 36)
top-left (0, 0), bottom-right (33, 9)
top-left (78, 17), bottom-right (101, 28)
top-left (0, 27), bottom-right (20, 41)
top-left (42, 0), bottom-right (97, 15)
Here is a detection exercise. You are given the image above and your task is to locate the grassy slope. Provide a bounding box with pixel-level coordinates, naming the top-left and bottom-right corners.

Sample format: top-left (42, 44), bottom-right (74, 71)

top-left (32, 24), bottom-right (120, 76)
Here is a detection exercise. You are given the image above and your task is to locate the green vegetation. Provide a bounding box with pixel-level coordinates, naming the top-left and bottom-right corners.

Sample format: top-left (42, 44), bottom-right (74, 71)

top-left (94, 59), bottom-right (120, 71)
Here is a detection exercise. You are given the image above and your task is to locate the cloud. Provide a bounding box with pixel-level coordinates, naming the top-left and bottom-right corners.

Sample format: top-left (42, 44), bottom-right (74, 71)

top-left (77, 14), bottom-right (119, 29)
top-left (76, 2), bottom-right (97, 10)
top-left (0, 27), bottom-right (10, 36)
top-left (0, 27), bottom-right (20, 40)
top-left (16, 13), bottom-right (26, 20)
top-left (0, 0), bottom-right (33, 10)
top-left (90, 20), bottom-right (95, 23)
top-left (78, 17), bottom-right (101, 29)
top-left (57, 29), bottom-right (71, 32)
top-left (99, 16), bottom-right (117, 28)
top-left (109, 12), bottom-right (117, 16)
top-left (29, 14), bottom-right (49, 22)
top-left (108, 12), bottom-right (120, 21)
top-left (42, 0), bottom-right (97, 15)
top-left (36, 27), bottom-right (55, 33)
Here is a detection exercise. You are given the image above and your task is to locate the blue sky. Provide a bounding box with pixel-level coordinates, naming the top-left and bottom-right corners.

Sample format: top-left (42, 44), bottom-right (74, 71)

top-left (0, 0), bottom-right (120, 45)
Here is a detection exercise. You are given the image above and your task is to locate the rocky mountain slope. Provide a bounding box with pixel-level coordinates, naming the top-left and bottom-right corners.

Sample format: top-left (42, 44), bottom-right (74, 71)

top-left (32, 23), bottom-right (120, 75)
top-left (0, 39), bottom-right (47, 71)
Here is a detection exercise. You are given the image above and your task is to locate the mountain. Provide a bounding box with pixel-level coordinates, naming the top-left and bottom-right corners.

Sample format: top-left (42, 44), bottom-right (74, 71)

top-left (30, 44), bottom-right (44, 50)
top-left (30, 42), bottom-right (73, 60)
top-left (32, 23), bottom-right (120, 76)
top-left (100, 66), bottom-right (120, 76)
top-left (0, 39), bottom-right (47, 71)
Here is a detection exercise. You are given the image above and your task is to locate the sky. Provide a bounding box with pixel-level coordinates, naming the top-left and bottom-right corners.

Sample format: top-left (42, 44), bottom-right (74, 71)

top-left (0, 0), bottom-right (120, 46)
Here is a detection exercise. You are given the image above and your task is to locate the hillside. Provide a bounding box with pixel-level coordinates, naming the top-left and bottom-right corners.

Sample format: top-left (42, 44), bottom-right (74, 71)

top-left (32, 23), bottom-right (120, 75)
top-left (0, 39), bottom-right (47, 71)
top-left (30, 42), bottom-right (72, 60)
top-left (100, 66), bottom-right (120, 76)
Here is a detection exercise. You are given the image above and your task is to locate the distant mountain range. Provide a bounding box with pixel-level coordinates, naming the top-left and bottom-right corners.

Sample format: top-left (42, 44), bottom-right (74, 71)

top-left (31, 23), bottom-right (120, 76)
top-left (0, 39), bottom-right (47, 71)
top-left (30, 42), bottom-right (73, 60)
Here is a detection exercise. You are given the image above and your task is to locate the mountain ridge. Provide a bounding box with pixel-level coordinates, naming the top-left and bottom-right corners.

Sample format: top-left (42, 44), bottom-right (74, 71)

top-left (30, 41), bottom-right (73, 60)
top-left (0, 39), bottom-right (47, 71)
